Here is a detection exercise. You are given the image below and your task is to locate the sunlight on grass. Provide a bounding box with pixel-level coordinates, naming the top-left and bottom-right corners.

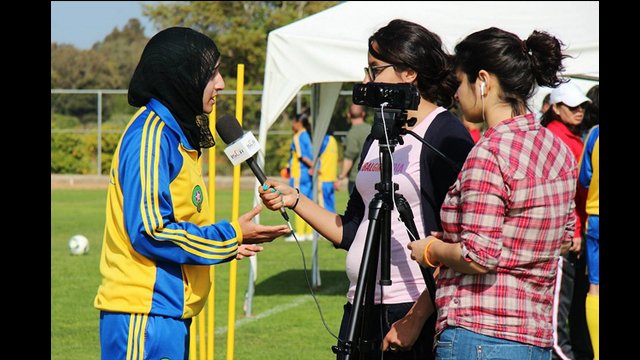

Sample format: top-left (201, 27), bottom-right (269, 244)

top-left (52, 188), bottom-right (351, 359)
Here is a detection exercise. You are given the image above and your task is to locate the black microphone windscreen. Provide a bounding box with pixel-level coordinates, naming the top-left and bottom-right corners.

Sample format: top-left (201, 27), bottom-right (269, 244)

top-left (216, 115), bottom-right (244, 144)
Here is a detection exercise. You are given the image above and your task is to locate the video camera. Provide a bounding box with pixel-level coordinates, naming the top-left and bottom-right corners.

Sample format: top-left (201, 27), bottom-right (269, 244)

top-left (352, 82), bottom-right (420, 142)
top-left (352, 82), bottom-right (420, 110)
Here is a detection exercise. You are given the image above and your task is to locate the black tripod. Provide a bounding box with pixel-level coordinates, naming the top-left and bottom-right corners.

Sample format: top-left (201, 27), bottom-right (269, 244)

top-left (332, 109), bottom-right (437, 360)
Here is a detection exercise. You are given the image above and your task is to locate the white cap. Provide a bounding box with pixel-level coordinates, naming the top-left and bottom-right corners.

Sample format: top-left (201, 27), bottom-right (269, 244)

top-left (549, 80), bottom-right (591, 107)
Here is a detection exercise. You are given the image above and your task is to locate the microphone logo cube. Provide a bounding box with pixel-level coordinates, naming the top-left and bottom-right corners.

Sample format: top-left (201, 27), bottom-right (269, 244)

top-left (223, 131), bottom-right (260, 166)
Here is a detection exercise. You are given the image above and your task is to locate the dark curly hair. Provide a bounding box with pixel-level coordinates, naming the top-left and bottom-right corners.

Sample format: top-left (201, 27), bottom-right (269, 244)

top-left (368, 19), bottom-right (458, 108)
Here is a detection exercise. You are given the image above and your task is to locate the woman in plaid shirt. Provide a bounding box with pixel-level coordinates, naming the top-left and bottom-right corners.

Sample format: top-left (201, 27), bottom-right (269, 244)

top-left (408, 27), bottom-right (578, 359)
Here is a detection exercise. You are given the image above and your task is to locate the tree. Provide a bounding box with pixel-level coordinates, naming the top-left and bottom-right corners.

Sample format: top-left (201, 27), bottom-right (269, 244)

top-left (51, 43), bottom-right (122, 124)
top-left (51, 43), bottom-right (122, 89)
top-left (92, 18), bottom-right (151, 121)
top-left (142, 1), bottom-right (339, 170)
top-left (51, 2), bottom-right (341, 175)
top-left (92, 18), bottom-right (149, 89)
top-left (143, 1), bottom-right (338, 88)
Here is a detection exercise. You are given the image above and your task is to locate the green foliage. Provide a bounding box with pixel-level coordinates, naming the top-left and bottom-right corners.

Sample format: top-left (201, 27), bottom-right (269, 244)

top-left (104, 93), bottom-right (137, 125)
top-left (92, 19), bottom-right (149, 88)
top-left (51, 111), bottom-right (89, 173)
top-left (100, 123), bottom-right (126, 174)
top-left (142, 1), bottom-right (338, 90)
top-left (50, 93), bottom-right (99, 125)
top-left (51, 112), bottom-right (81, 129)
top-left (50, 41), bottom-right (122, 124)
top-left (51, 43), bottom-right (123, 89)
top-left (265, 133), bottom-right (291, 176)
top-left (51, 2), bottom-right (343, 175)
top-left (51, 20), bottom-right (148, 123)
top-left (50, 116), bottom-right (125, 175)
top-left (51, 132), bottom-right (92, 174)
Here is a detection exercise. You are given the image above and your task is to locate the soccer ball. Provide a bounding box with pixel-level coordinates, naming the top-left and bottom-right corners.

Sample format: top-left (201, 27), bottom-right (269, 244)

top-left (68, 234), bottom-right (90, 255)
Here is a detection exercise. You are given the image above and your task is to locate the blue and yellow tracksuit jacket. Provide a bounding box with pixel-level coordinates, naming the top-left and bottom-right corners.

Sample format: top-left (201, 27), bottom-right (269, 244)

top-left (94, 98), bottom-right (241, 319)
top-left (318, 135), bottom-right (338, 182)
top-left (579, 125), bottom-right (599, 216)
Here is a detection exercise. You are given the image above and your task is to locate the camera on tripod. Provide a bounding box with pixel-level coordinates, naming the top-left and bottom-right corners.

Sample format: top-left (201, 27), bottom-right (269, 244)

top-left (352, 82), bottom-right (420, 142)
top-left (333, 82), bottom-right (427, 359)
top-left (352, 82), bottom-right (419, 110)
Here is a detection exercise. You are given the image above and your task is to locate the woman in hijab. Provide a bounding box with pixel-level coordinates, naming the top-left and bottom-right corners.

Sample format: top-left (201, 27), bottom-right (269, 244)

top-left (94, 27), bottom-right (289, 359)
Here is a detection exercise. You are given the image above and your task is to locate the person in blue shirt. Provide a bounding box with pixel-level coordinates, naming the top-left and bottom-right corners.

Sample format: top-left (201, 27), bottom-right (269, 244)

top-left (285, 111), bottom-right (315, 241)
top-left (580, 123), bottom-right (599, 359)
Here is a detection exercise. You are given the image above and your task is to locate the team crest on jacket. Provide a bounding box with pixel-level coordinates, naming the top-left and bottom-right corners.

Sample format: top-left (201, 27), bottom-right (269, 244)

top-left (192, 185), bottom-right (203, 212)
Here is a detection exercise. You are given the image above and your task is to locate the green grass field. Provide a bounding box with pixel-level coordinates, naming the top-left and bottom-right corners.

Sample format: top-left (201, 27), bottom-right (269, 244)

top-left (51, 188), bottom-right (351, 359)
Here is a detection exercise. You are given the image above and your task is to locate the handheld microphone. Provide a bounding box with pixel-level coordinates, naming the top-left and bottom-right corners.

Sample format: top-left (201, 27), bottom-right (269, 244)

top-left (216, 115), bottom-right (290, 221)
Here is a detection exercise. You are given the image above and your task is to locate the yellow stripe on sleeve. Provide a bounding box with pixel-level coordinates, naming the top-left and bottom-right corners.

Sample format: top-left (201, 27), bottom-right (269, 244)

top-left (144, 117), bottom-right (162, 231)
top-left (158, 228), bottom-right (239, 247)
top-left (162, 240), bottom-right (237, 260)
top-left (139, 112), bottom-right (159, 237)
top-left (151, 121), bottom-right (165, 232)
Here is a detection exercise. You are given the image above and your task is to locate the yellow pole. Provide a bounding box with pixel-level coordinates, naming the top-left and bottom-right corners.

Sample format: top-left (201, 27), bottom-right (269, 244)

top-left (207, 105), bottom-right (217, 359)
top-left (193, 101), bottom-right (219, 360)
top-left (227, 63), bottom-right (244, 360)
top-left (189, 319), bottom-right (197, 359)
top-left (198, 304), bottom-right (206, 358)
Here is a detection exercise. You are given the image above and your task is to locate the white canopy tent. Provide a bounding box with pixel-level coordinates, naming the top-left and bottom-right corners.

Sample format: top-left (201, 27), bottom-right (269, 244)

top-left (246, 1), bottom-right (598, 298)
top-left (257, 1), bottom-right (598, 165)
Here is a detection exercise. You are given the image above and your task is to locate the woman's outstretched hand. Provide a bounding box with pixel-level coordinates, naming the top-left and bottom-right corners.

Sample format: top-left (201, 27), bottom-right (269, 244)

top-left (237, 205), bottom-right (290, 244)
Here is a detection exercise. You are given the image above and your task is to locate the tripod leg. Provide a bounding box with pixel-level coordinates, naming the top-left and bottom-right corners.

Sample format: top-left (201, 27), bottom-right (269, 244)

top-left (360, 210), bottom-right (385, 359)
top-left (395, 193), bottom-right (437, 317)
top-left (393, 193), bottom-right (438, 358)
top-left (338, 198), bottom-right (385, 360)
top-left (379, 198), bottom-right (392, 287)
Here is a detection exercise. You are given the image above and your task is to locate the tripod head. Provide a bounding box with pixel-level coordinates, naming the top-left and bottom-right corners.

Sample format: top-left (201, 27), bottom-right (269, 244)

top-left (352, 82), bottom-right (419, 144)
top-left (369, 108), bottom-right (416, 145)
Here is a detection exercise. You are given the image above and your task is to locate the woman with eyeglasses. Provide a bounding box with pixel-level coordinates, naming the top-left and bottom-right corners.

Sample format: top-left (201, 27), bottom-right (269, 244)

top-left (259, 19), bottom-right (474, 359)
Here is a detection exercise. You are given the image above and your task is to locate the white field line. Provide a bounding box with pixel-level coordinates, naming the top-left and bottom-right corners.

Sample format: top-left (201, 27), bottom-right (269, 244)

top-left (214, 284), bottom-right (343, 335)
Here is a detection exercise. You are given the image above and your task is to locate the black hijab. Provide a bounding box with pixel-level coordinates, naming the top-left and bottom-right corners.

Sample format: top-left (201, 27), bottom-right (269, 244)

top-left (128, 27), bottom-right (218, 150)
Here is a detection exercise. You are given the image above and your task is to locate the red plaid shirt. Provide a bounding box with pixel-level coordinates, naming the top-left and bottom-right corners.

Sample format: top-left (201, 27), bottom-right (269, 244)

top-left (436, 114), bottom-right (577, 348)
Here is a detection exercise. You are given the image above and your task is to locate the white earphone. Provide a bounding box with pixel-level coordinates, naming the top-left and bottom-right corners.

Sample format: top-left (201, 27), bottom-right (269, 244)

top-left (480, 81), bottom-right (486, 123)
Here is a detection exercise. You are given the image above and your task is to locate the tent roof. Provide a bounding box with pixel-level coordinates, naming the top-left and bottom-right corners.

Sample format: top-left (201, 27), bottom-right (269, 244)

top-left (259, 1), bottom-right (598, 130)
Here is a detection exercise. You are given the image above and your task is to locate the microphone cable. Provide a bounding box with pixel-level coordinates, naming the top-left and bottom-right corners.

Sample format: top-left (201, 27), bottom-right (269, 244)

top-left (276, 202), bottom-right (339, 340)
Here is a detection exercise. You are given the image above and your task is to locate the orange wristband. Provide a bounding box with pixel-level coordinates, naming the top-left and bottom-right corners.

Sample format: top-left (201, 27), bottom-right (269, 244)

top-left (423, 239), bottom-right (441, 268)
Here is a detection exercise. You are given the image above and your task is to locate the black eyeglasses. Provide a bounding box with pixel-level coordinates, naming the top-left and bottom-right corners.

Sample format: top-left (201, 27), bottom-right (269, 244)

top-left (364, 64), bottom-right (395, 81)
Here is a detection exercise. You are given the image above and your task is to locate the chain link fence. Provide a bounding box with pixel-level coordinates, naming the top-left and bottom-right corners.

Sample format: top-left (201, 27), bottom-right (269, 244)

top-left (51, 88), bottom-right (354, 176)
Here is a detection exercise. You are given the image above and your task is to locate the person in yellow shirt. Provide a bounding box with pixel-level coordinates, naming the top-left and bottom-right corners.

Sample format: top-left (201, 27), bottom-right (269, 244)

top-left (318, 131), bottom-right (339, 212)
top-left (285, 112), bottom-right (314, 241)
